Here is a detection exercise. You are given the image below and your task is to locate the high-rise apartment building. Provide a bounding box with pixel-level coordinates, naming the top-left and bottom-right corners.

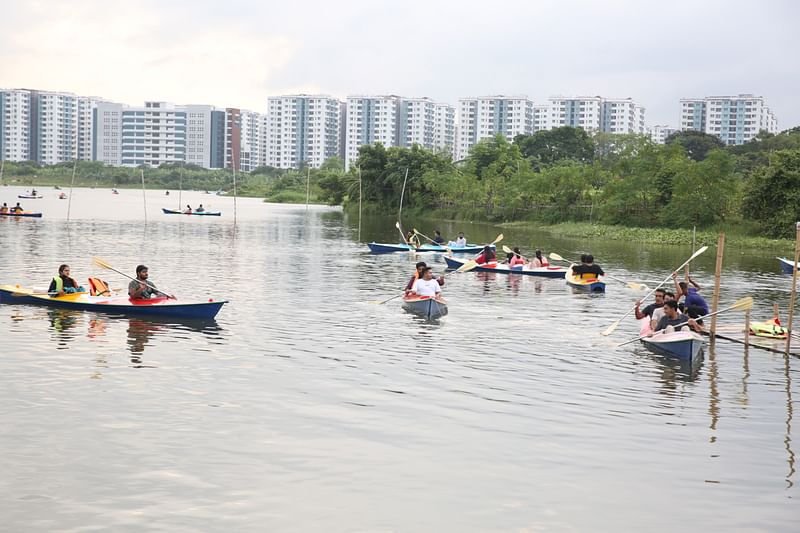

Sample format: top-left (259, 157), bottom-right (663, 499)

top-left (533, 105), bottom-right (549, 132)
top-left (546, 96), bottom-right (646, 135)
top-left (680, 94), bottom-right (778, 145)
top-left (648, 125), bottom-right (678, 144)
top-left (226, 108), bottom-right (265, 172)
top-left (456, 96), bottom-right (533, 161)
top-left (266, 95), bottom-right (341, 169)
top-left (433, 102), bottom-right (456, 157)
top-left (600, 98), bottom-right (646, 134)
top-left (0, 89), bottom-right (32, 162)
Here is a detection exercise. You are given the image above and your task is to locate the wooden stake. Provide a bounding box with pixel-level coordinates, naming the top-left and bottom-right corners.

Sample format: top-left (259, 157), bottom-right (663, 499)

top-left (744, 308), bottom-right (750, 350)
top-left (773, 303), bottom-right (780, 321)
top-left (710, 233), bottom-right (725, 336)
top-left (785, 222), bottom-right (800, 354)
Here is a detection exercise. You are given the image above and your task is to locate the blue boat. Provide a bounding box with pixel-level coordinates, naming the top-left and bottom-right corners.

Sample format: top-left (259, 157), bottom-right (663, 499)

top-left (565, 271), bottom-right (606, 293)
top-left (443, 255), bottom-right (568, 278)
top-left (640, 330), bottom-right (704, 361)
top-left (0, 211), bottom-right (42, 218)
top-left (162, 208), bottom-right (221, 216)
top-left (0, 284), bottom-right (226, 320)
top-left (401, 296), bottom-right (448, 320)
top-left (367, 242), bottom-right (491, 254)
top-left (777, 257), bottom-right (797, 274)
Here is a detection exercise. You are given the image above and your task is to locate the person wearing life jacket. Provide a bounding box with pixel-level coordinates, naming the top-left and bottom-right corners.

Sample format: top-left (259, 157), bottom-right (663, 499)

top-left (12, 202), bottom-right (23, 213)
top-left (410, 267), bottom-right (443, 299)
top-left (530, 249), bottom-right (549, 268)
top-left (405, 261), bottom-right (444, 294)
top-left (183, 204), bottom-right (192, 214)
top-left (475, 245), bottom-right (496, 265)
top-left (0, 202), bottom-right (8, 214)
top-left (508, 247), bottom-right (525, 268)
top-left (572, 254), bottom-right (604, 279)
top-left (47, 264), bottom-right (85, 296)
top-left (433, 229), bottom-right (445, 244)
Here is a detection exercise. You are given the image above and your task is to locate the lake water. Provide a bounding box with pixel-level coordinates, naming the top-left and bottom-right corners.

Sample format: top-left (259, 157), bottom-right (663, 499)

top-left (0, 186), bottom-right (796, 531)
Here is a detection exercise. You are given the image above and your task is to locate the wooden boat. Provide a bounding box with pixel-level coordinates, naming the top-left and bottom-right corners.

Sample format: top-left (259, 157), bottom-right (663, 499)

top-left (444, 255), bottom-right (568, 278)
top-left (565, 270), bottom-right (606, 292)
top-left (641, 329), bottom-right (704, 361)
top-left (0, 284), bottom-right (226, 319)
top-left (401, 295), bottom-right (448, 320)
top-left (368, 242), bottom-right (491, 254)
top-left (777, 257), bottom-right (797, 274)
top-left (162, 208), bottom-right (221, 216)
top-left (17, 194), bottom-right (43, 199)
top-left (0, 211), bottom-right (42, 218)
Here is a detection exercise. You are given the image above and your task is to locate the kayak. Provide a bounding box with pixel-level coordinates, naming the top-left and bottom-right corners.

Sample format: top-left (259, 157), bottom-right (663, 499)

top-left (1, 209), bottom-right (43, 217)
top-left (402, 295), bottom-right (448, 320)
top-left (777, 257), bottom-right (798, 274)
top-left (444, 255), bottom-right (568, 278)
top-left (162, 208), bottom-right (221, 216)
top-left (641, 329), bottom-right (704, 361)
top-left (58, 194), bottom-right (67, 199)
top-left (0, 284), bottom-right (226, 319)
top-left (368, 242), bottom-right (491, 254)
top-left (18, 195), bottom-right (43, 199)
top-left (749, 318), bottom-right (788, 339)
top-left (566, 271), bottom-right (606, 292)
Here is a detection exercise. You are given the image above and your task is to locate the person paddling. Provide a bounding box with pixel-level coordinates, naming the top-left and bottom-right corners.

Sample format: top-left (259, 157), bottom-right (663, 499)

top-left (673, 271), bottom-right (709, 322)
top-left (433, 229), bottom-right (445, 244)
top-left (183, 204), bottom-right (192, 214)
top-left (0, 202), bottom-right (8, 214)
top-left (410, 266), bottom-right (443, 299)
top-left (508, 247), bottom-right (525, 268)
top-left (196, 204), bottom-right (205, 213)
top-left (530, 249), bottom-right (549, 268)
top-left (405, 261), bottom-right (444, 294)
top-left (48, 264), bottom-right (85, 296)
top-left (12, 202), bottom-right (23, 213)
top-left (572, 254), bottom-right (604, 278)
top-left (475, 245), bottom-right (496, 265)
top-left (653, 300), bottom-right (702, 334)
top-left (129, 265), bottom-right (171, 300)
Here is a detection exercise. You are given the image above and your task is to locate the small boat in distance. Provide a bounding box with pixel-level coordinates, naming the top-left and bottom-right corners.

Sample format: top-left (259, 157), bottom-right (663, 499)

top-left (368, 242), bottom-right (492, 254)
top-left (0, 211), bottom-right (42, 218)
top-left (58, 193), bottom-right (67, 199)
top-left (18, 194), bottom-right (43, 199)
top-left (444, 255), bottom-right (568, 278)
top-left (162, 208), bottom-right (221, 217)
top-left (112, 188), bottom-right (119, 194)
top-left (565, 270), bottom-right (606, 293)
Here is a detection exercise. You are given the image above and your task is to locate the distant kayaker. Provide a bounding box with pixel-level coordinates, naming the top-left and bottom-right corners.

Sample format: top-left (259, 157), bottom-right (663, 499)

top-left (0, 203), bottom-right (8, 214)
top-left (48, 264), bottom-right (85, 296)
top-left (183, 204), bottom-right (192, 214)
top-left (455, 232), bottom-right (466, 246)
top-left (572, 254), bottom-right (604, 278)
top-left (129, 265), bottom-right (168, 300)
top-left (12, 202), bottom-right (23, 213)
top-left (672, 272), bottom-right (709, 321)
top-left (508, 247), bottom-right (525, 268)
top-left (433, 229), bottom-right (445, 244)
top-left (405, 230), bottom-right (420, 248)
top-left (196, 204), bottom-right (205, 213)
top-left (653, 300), bottom-right (702, 333)
top-left (475, 245), bottom-right (496, 265)
top-left (410, 267), bottom-right (442, 298)
top-left (405, 261), bottom-right (444, 294)
top-left (530, 250), bottom-right (549, 268)
top-left (166, 190), bottom-right (170, 196)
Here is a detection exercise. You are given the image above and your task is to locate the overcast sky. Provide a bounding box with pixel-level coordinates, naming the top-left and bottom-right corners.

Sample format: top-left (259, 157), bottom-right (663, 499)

top-left (1, 0), bottom-right (798, 128)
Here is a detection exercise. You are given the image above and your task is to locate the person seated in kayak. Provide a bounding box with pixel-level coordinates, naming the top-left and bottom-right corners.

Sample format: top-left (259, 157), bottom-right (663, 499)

top-left (508, 247), bottom-right (525, 268)
top-left (128, 265), bottom-right (168, 300)
top-left (195, 204), bottom-right (205, 213)
top-left (405, 230), bottom-right (420, 247)
top-left (572, 254), bottom-right (604, 278)
top-left (31, 188), bottom-right (37, 196)
top-left (648, 291), bottom-right (677, 332)
top-left (48, 264), bottom-right (85, 296)
top-left (0, 203), bottom-right (8, 214)
top-left (410, 267), bottom-right (443, 299)
top-left (12, 202), bottom-right (23, 213)
top-left (447, 232), bottom-right (467, 247)
top-left (653, 300), bottom-right (702, 333)
top-left (433, 229), bottom-right (445, 244)
top-left (530, 249), bottom-right (549, 268)
top-left (183, 204), bottom-right (192, 214)
top-left (475, 245), bottom-right (496, 265)
top-left (405, 261), bottom-right (444, 294)
top-left (672, 271), bottom-right (709, 322)
top-left (635, 288), bottom-right (666, 322)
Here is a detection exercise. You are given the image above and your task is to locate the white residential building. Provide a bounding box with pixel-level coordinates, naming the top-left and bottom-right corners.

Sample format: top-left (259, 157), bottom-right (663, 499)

top-left (681, 94), bottom-right (778, 145)
top-left (345, 95), bottom-right (400, 169)
top-left (533, 105), bottom-right (549, 132)
top-left (0, 89), bottom-right (32, 162)
top-left (183, 105), bottom-right (216, 168)
top-left (648, 125), bottom-right (679, 144)
top-left (456, 96), bottom-right (533, 161)
top-left (266, 95), bottom-right (341, 169)
top-left (400, 97), bottom-right (435, 149)
top-left (433, 102), bottom-right (455, 157)
top-left (548, 96), bottom-right (603, 133)
top-left (601, 98), bottom-right (646, 134)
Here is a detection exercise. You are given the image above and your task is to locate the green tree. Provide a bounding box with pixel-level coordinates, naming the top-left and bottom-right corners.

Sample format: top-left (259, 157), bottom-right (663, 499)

top-left (741, 149), bottom-right (800, 238)
top-left (665, 130), bottom-right (724, 161)
top-left (515, 127), bottom-right (595, 167)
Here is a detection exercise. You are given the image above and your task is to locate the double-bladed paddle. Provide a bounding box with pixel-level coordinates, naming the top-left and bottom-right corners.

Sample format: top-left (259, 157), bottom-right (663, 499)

top-left (92, 257), bottom-right (175, 299)
top-left (617, 296), bottom-right (753, 347)
top-left (601, 245), bottom-right (709, 336)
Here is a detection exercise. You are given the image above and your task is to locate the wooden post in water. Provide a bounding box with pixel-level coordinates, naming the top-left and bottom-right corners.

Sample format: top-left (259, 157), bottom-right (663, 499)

top-left (232, 152), bottom-right (238, 226)
top-left (66, 159), bottom-right (77, 222)
top-left (141, 168), bottom-right (147, 224)
top-left (744, 308), bottom-right (750, 350)
top-left (358, 166), bottom-right (362, 242)
top-left (710, 233), bottom-right (725, 338)
top-left (785, 222), bottom-right (800, 354)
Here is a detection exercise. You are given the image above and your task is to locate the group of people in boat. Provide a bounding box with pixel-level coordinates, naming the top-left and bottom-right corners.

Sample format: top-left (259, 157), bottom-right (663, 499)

top-left (570, 254), bottom-right (604, 278)
top-left (474, 245), bottom-right (551, 269)
top-left (635, 272), bottom-right (709, 334)
top-left (183, 204), bottom-right (206, 213)
top-left (404, 229), bottom-right (467, 248)
top-left (405, 261), bottom-right (445, 299)
top-left (0, 202), bottom-right (25, 214)
top-left (46, 264), bottom-right (170, 300)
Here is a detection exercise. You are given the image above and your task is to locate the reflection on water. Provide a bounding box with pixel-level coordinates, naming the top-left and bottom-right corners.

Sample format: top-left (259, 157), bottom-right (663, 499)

top-left (47, 309), bottom-right (82, 349)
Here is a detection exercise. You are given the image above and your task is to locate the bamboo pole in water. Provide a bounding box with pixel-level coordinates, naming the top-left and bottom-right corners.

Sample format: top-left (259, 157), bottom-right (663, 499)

top-left (141, 169), bottom-right (147, 224)
top-left (398, 167), bottom-right (409, 224)
top-left (232, 152), bottom-right (237, 226)
top-left (785, 222), bottom-right (800, 354)
top-left (66, 159), bottom-right (77, 221)
top-left (177, 165), bottom-right (183, 210)
top-left (358, 166), bottom-right (362, 242)
top-left (744, 308), bottom-right (750, 350)
top-left (710, 233), bottom-right (725, 338)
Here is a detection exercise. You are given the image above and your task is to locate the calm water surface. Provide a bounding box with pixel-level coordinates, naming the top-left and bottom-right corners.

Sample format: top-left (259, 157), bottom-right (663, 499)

top-left (0, 186), bottom-right (796, 531)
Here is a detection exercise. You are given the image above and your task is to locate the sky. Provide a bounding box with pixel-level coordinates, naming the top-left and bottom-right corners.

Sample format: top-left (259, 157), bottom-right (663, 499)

top-left (1, 0), bottom-right (798, 128)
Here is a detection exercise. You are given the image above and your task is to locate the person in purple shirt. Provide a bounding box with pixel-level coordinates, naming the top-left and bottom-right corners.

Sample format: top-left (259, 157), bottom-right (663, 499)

top-left (673, 271), bottom-right (709, 321)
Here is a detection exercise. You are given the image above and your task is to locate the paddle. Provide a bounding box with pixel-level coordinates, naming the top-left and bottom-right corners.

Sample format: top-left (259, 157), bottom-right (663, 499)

top-left (470, 233), bottom-right (504, 261)
top-left (618, 296), bottom-right (753, 347)
top-left (501, 245), bottom-right (529, 261)
top-left (92, 257), bottom-right (175, 299)
top-left (374, 260), bottom-right (478, 305)
top-left (413, 228), bottom-right (446, 249)
top-left (601, 245), bottom-right (709, 336)
top-left (395, 221), bottom-right (417, 249)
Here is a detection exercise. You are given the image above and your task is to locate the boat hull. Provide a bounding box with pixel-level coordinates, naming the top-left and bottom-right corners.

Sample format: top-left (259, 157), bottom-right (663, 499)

top-left (0, 285), bottom-right (226, 319)
top-left (368, 242), bottom-right (491, 254)
top-left (566, 272), bottom-right (606, 292)
top-left (17, 195), bottom-right (43, 199)
top-left (0, 212), bottom-right (42, 218)
top-left (444, 255), bottom-right (567, 277)
top-left (641, 330), bottom-right (704, 361)
top-left (162, 208), bottom-right (221, 216)
top-left (402, 296), bottom-right (448, 320)
top-left (777, 257), bottom-right (797, 274)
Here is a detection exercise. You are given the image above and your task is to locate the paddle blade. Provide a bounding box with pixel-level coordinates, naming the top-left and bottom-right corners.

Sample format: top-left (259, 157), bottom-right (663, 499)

top-left (491, 233), bottom-right (504, 245)
top-left (502, 245), bottom-right (513, 254)
top-left (457, 260), bottom-right (478, 272)
top-left (602, 319), bottom-right (621, 336)
top-left (549, 252), bottom-right (565, 262)
top-left (395, 221), bottom-right (401, 230)
top-left (730, 296), bottom-right (754, 312)
top-left (93, 256), bottom-right (112, 270)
